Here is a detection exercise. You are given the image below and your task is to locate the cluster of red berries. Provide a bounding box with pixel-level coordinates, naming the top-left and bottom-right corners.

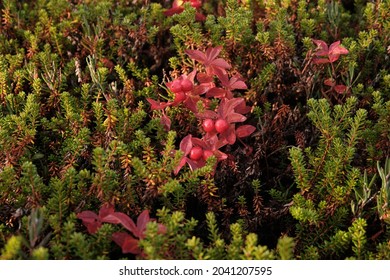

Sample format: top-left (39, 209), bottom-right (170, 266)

top-left (189, 146), bottom-right (213, 161)
top-left (169, 77), bottom-right (194, 103)
top-left (202, 118), bottom-right (229, 133)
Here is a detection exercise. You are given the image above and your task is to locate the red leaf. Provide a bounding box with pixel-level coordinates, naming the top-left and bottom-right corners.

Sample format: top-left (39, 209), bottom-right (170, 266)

top-left (211, 58), bottom-right (231, 69)
top-left (185, 46), bottom-right (230, 77)
top-left (328, 41), bottom-right (349, 63)
top-left (100, 214), bottom-right (119, 224)
top-left (196, 73), bottom-right (213, 83)
top-left (328, 55), bottom-right (340, 63)
top-left (98, 204), bottom-right (115, 219)
top-left (137, 210), bottom-right (151, 234)
top-left (195, 12), bottom-right (206, 21)
top-left (160, 114), bottom-right (171, 131)
top-left (185, 49), bottom-right (207, 62)
top-left (334, 84), bottom-right (348, 94)
top-left (183, 95), bottom-right (201, 112)
top-left (235, 101), bottom-right (251, 114)
top-left (180, 134), bottom-right (193, 155)
top-left (324, 78), bottom-right (336, 87)
top-left (112, 232), bottom-right (140, 254)
top-left (206, 87), bottom-right (227, 98)
top-left (163, 6), bottom-right (184, 16)
top-left (312, 39), bottom-right (328, 51)
top-left (205, 46), bottom-right (222, 62)
top-left (191, 137), bottom-right (208, 149)
top-left (218, 98), bottom-right (245, 118)
top-left (312, 57), bottom-right (330, 64)
top-left (227, 76), bottom-right (247, 90)
top-left (226, 112), bottom-right (247, 123)
top-left (226, 129), bottom-right (237, 145)
top-left (174, 156), bottom-right (187, 175)
top-left (215, 137), bottom-right (229, 150)
top-left (192, 84), bottom-right (211, 95)
top-left (147, 98), bottom-right (171, 110)
top-left (236, 125), bottom-right (256, 138)
top-left (196, 110), bottom-right (218, 120)
top-left (185, 70), bottom-right (197, 84)
top-left (105, 212), bottom-right (139, 237)
top-left (329, 41), bottom-right (349, 55)
top-left (220, 125), bottom-right (236, 145)
top-left (210, 67), bottom-right (228, 81)
top-left (186, 157), bottom-right (206, 171)
top-left (85, 222), bottom-right (101, 235)
top-left (77, 211), bottom-right (101, 234)
top-left (214, 150), bottom-right (228, 161)
top-left (312, 39), bottom-right (348, 64)
top-left (77, 211), bottom-right (98, 221)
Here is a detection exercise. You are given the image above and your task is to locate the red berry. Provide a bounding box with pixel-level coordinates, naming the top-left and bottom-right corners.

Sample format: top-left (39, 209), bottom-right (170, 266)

top-left (180, 79), bottom-right (193, 92)
top-left (215, 119), bottom-right (229, 133)
top-left (203, 150), bottom-right (214, 160)
top-left (169, 80), bottom-right (183, 93)
top-left (189, 146), bottom-right (203, 161)
top-left (202, 119), bottom-right (215, 132)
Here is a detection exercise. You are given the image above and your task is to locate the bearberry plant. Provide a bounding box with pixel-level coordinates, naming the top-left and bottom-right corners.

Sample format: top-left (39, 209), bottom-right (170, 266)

top-left (147, 46), bottom-right (256, 173)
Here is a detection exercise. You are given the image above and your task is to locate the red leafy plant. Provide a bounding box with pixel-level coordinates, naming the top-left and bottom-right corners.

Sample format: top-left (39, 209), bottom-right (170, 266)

top-left (174, 134), bottom-right (228, 174)
top-left (77, 204), bottom-right (166, 255)
top-left (147, 46), bottom-right (236, 113)
top-left (323, 78), bottom-right (348, 94)
top-left (196, 97), bottom-right (254, 145)
top-left (148, 46), bottom-right (256, 174)
top-left (174, 98), bottom-right (255, 174)
top-left (164, 0), bottom-right (205, 21)
top-left (147, 70), bottom-right (209, 113)
top-left (311, 39), bottom-right (350, 99)
top-left (206, 73), bottom-right (248, 99)
top-left (312, 40), bottom-right (349, 65)
top-left (185, 46), bottom-right (231, 79)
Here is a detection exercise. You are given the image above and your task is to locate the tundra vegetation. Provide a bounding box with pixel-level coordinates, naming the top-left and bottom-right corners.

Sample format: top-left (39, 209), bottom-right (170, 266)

top-left (0, 0), bottom-right (389, 260)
